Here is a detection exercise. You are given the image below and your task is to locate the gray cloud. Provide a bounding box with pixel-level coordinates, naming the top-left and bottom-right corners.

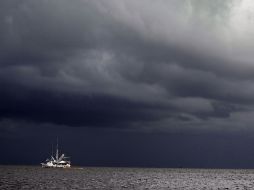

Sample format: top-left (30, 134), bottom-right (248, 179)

top-left (1, 0), bottom-right (254, 132)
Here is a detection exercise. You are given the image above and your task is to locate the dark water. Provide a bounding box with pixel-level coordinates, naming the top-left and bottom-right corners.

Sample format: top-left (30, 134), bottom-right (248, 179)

top-left (1, 166), bottom-right (254, 189)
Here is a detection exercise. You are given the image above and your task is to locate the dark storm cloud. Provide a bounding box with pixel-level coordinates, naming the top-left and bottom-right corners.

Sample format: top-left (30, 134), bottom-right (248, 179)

top-left (0, 87), bottom-right (174, 127)
top-left (1, 0), bottom-right (254, 131)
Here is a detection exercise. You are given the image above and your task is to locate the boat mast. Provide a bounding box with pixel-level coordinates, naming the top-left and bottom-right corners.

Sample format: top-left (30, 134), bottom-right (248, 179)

top-left (51, 143), bottom-right (53, 157)
top-left (56, 137), bottom-right (59, 162)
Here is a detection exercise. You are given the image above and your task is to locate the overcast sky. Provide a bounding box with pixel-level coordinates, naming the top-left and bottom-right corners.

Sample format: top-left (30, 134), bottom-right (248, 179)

top-left (2, 0), bottom-right (254, 168)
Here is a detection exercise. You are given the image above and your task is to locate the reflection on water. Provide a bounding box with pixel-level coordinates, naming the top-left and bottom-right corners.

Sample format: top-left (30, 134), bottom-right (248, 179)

top-left (1, 166), bottom-right (254, 189)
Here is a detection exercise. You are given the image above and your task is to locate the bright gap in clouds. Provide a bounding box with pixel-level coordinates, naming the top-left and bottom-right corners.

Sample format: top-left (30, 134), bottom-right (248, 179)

top-left (230, 0), bottom-right (254, 38)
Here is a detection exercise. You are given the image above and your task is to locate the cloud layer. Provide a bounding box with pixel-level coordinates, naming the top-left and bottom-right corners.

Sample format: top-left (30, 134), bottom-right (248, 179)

top-left (1, 0), bottom-right (254, 132)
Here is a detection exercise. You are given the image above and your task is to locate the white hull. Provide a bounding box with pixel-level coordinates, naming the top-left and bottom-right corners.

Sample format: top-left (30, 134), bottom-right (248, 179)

top-left (41, 163), bottom-right (71, 168)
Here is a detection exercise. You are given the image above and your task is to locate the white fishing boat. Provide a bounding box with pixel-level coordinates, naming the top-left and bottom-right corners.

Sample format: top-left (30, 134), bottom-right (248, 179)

top-left (41, 139), bottom-right (71, 168)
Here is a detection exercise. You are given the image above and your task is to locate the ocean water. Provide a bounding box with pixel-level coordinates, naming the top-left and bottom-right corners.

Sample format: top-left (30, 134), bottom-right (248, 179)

top-left (1, 166), bottom-right (254, 189)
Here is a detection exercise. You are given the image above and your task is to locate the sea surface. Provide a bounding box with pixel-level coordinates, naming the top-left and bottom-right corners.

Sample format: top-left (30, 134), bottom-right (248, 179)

top-left (1, 166), bottom-right (254, 189)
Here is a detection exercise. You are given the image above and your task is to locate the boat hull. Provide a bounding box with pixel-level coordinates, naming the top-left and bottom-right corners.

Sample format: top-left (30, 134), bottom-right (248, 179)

top-left (41, 163), bottom-right (71, 168)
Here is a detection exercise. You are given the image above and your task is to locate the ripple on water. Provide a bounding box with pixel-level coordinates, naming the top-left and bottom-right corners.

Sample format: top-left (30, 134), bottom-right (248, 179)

top-left (1, 166), bottom-right (254, 189)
